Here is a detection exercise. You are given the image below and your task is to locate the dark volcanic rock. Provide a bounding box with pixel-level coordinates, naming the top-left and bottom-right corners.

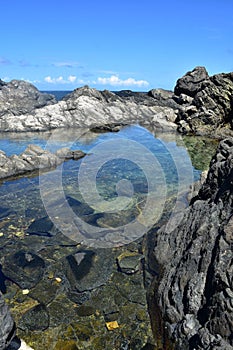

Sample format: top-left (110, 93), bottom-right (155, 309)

top-left (0, 79), bottom-right (56, 117)
top-left (65, 249), bottom-right (115, 292)
top-left (151, 137), bottom-right (233, 349)
top-left (0, 293), bottom-right (16, 350)
top-left (174, 66), bottom-right (209, 97)
top-left (148, 88), bottom-right (180, 109)
top-left (3, 250), bottom-right (45, 289)
top-left (18, 303), bottom-right (49, 331)
top-left (27, 216), bottom-right (55, 237)
top-left (174, 67), bottom-right (233, 138)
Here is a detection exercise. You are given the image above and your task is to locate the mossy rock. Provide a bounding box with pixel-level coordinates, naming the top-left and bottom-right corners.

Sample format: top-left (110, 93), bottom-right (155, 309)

top-left (53, 340), bottom-right (78, 350)
top-left (116, 250), bottom-right (143, 274)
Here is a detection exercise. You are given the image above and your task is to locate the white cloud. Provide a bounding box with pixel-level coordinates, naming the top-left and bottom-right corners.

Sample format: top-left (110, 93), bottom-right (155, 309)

top-left (44, 76), bottom-right (77, 84)
top-left (96, 75), bottom-right (149, 87)
top-left (2, 76), bottom-right (10, 82)
top-left (68, 75), bottom-right (77, 83)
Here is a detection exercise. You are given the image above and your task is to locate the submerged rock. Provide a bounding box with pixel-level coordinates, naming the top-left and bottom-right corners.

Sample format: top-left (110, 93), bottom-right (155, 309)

top-left (65, 249), bottom-right (115, 292)
top-left (116, 251), bottom-right (143, 274)
top-left (18, 304), bottom-right (49, 331)
top-left (151, 137), bottom-right (233, 349)
top-left (2, 250), bottom-right (45, 289)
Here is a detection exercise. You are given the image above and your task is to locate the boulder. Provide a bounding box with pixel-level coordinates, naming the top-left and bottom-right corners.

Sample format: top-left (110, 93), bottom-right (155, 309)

top-left (0, 145), bottom-right (86, 180)
top-left (174, 66), bottom-right (209, 97)
top-left (174, 67), bottom-right (233, 137)
top-left (151, 137), bottom-right (233, 349)
top-left (0, 79), bottom-right (56, 117)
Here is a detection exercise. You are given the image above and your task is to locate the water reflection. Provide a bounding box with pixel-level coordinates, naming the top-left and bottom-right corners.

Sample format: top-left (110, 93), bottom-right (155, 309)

top-left (0, 125), bottom-right (194, 244)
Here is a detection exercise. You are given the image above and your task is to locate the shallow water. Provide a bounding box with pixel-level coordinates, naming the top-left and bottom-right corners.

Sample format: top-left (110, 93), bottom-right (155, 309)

top-left (0, 125), bottom-right (218, 349)
top-left (0, 125), bottom-right (219, 251)
top-left (0, 125), bottom-right (202, 245)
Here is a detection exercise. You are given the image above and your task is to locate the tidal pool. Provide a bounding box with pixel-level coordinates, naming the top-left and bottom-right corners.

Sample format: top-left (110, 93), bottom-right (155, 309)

top-left (0, 125), bottom-right (218, 349)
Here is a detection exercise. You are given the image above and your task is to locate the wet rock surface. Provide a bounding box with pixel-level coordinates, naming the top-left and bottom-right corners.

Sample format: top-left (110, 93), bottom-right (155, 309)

top-left (0, 144), bottom-right (85, 180)
top-left (0, 191), bottom-right (155, 350)
top-left (173, 66), bottom-right (233, 138)
top-left (1, 239), bottom-right (155, 349)
top-left (150, 137), bottom-right (233, 349)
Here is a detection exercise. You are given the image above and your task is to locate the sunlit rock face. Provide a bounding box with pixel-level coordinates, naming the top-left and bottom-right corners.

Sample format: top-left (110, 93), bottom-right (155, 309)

top-left (0, 79), bottom-right (56, 117)
top-left (152, 137), bottom-right (233, 349)
top-left (0, 84), bottom-right (178, 132)
top-left (174, 66), bottom-right (233, 138)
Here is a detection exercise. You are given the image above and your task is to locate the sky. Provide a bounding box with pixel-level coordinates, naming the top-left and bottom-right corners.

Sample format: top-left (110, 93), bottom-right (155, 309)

top-left (1, 0), bottom-right (233, 91)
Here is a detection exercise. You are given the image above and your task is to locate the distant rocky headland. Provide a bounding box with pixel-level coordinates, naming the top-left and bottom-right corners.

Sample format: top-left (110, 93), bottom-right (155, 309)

top-left (0, 66), bottom-right (233, 138)
top-left (0, 67), bottom-right (232, 350)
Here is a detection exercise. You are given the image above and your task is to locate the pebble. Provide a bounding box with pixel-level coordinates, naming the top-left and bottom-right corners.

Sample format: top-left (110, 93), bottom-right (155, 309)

top-left (22, 289), bottom-right (30, 295)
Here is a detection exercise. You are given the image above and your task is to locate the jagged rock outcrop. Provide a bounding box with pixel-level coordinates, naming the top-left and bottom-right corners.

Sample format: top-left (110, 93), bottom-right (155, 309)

top-left (0, 144), bottom-right (85, 180)
top-left (152, 137), bottom-right (233, 349)
top-left (0, 79), bottom-right (56, 117)
top-left (0, 293), bottom-right (16, 349)
top-left (0, 85), bottom-right (177, 132)
top-left (174, 67), bottom-right (233, 138)
top-left (1, 69), bottom-right (233, 137)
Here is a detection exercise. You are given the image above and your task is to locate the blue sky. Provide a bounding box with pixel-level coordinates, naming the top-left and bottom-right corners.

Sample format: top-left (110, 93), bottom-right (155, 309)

top-left (1, 0), bottom-right (233, 91)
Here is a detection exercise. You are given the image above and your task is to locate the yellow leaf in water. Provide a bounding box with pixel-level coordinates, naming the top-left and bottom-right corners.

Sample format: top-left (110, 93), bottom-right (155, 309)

top-left (22, 289), bottom-right (30, 295)
top-left (55, 277), bottom-right (62, 283)
top-left (106, 321), bottom-right (119, 331)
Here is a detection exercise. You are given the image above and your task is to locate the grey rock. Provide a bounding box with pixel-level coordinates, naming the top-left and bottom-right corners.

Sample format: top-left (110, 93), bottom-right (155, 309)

top-left (174, 67), bottom-right (233, 138)
top-left (174, 66), bottom-right (209, 97)
top-left (0, 293), bottom-right (16, 350)
top-left (0, 79), bottom-right (56, 117)
top-left (0, 85), bottom-right (177, 132)
top-left (116, 251), bottom-right (143, 274)
top-left (0, 144), bottom-right (85, 180)
top-left (150, 137), bottom-right (233, 349)
top-left (148, 88), bottom-right (180, 110)
top-left (2, 250), bottom-right (46, 289)
top-left (65, 249), bottom-right (115, 292)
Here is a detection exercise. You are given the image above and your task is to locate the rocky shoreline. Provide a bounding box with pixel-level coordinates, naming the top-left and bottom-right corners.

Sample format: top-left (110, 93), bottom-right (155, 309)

top-left (0, 66), bottom-right (233, 138)
top-left (0, 144), bottom-right (85, 180)
top-left (0, 67), bottom-right (232, 349)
